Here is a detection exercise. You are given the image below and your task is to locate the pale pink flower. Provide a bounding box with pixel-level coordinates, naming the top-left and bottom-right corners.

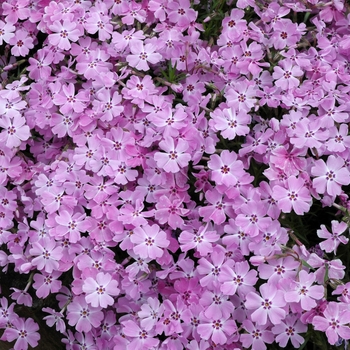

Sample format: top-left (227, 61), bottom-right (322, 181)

top-left (130, 224), bottom-right (169, 259)
top-left (246, 283), bottom-right (287, 325)
top-left (48, 20), bottom-right (82, 50)
top-left (311, 155), bottom-right (350, 197)
top-left (313, 302), bottom-right (350, 345)
top-left (317, 220), bottom-right (349, 255)
top-left (82, 272), bottom-right (120, 308)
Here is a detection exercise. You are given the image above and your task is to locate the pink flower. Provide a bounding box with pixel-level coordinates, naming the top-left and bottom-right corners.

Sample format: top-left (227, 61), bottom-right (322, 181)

top-left (52, 83), bottom-right (89, 114)
top-left (246, 283), bottom-right (287, 325)
top-left (273, 59), bottom-right (303, 90)
top-left (317, 220), bottom-right (349, 255)
top-left (48, 20), bottom-right (82, 50)
top-left (272, 175), bottom-right (312, 215)
top-left (311, 155), bottom-right (350, 197)
top-left (218, 260), bottom-right (258, 296)
top-left (82, 272), bottom-right (120, 308)
top-left (210, 107), bottom-right (251, 140)
top-left (66, 295), bottom-right (104, 333)
top-left (126, 40), bottom-right (162, 71)
top-left (1, 317), bottom-right (40, 350)
top-left (272, 315), bottom-right (307, 348)
top-left (208, 150), bottom-right (245, 187)
top-left (167, 0), bottom-right (197, 28)
top-left (122, 319), bottom-right (160, 350)
top-left (313, 302), bottom-right (350, 345)
top-left (179, 222), bottom-right (220, 256)
top-left (240, 320), bottom-right (274, 350)
top-left (9, 29), bottom-right (34, 56)
top-left (29, 236), bottom-right (63, 273)
top-left (33, 271), bottom-right (62, 298)
top-left (0, 115), bottom-right (30, 148)
top-left (130, 224), bottom-right (169, 259)
top-left (154, 137), bottom-right (191, 173)
top-left (284, 270), bottom-right (324, 311)
top-left (0, 20), bottom-right (15, 45)
top-left (197, 313), bottom-right (237, 345)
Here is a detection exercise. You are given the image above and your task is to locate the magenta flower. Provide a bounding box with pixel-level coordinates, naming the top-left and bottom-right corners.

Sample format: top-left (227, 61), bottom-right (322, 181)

top-left (82, 272), bottom-right (120, 308)
top-left (313, 302), bottom-right (350, 345)
top-left (1, 317), bottom-right (40, 350)
top-left (272, 175), bottom-right (312, 215)
top-left (154, 137), bottom-right (191, 173)
top-left (246, 283), bottom-right (287, 325)
top-left (130, 223), bottom-right (169, 259)
top-left (317, 220), bottom-right (349, 255)
top-left (311, 155), bottom-right (350, 197)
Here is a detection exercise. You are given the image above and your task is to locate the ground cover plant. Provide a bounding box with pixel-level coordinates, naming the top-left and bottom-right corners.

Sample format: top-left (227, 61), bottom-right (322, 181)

top-left (1, 0), bottom-right (350, 349)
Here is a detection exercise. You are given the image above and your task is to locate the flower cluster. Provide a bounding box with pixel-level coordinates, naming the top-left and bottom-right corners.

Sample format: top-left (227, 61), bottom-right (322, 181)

top-left (1, 0), bottom-right (350, 349)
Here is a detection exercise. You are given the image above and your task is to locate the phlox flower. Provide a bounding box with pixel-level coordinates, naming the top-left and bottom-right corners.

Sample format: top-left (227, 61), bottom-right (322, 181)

top-left (273, 59), bottom-right (303, 90)
top-left (67, 295), bottom-right (104, 333)
top-left (0, 115), bottom-right (30, 148)
top-left (1, 317), bottom-right (40, 350)
top-left (154, 137), bottom-right (191, 173)
top-left (52, 83), bottom-right (89, 114)
top-left (272, 175), bottom-right (312, 215)
top-left (122, 319), bottom-right (160, 350)
top-left (48, 20), bottom-right (82, 50)
top-left (29, 236), bottom-right (63, 273)
top-left (197, 313), bottom-right (237, 345)
top-left (33, 271), bottom-right (62, 298)
top-left (167, 0), bottom-right (198, 28)
top-left (198, 189), bottom-right (234, 225)
top-left (130, 223), bottom-right (169, 259)
top-left (126, 40), bottom-right (162, 71)
top-left (311, 155), bottom-right (350, 197)
top-left (272, 315), bottom-right (307, 348)
top-left (9, 30), bottom-right (34, 57)
top-left (0, 20), bottom-right (15, 45)
top-left (210, 107), bottom-right (251, 140)
top-left (218, 260), bottom-right (258, 296)
top-left (284, 270), bottom-right (324, 311)
top-left (42, 307), bottom-right (66, 334)
top-left (155, 195), bottom-right (189, 229)
top-left (313, 302), bottom-right (350, 345)
top-left (246, 282), bottom-right (287, 325)
top-left (179, 222), bottom-right (220, 256)
top-left (199, 290), bottom-right (234, 319)
top-left (240, 320), bottom-right (274, 350)
top-left (208, 150), bottom-right (245, 187)
top-left (317, 220), bottom-right (349, 254)
top-left (82, 272), bottom-right (120, 308)
top-left (235, 201), bottom-right (272, 238)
